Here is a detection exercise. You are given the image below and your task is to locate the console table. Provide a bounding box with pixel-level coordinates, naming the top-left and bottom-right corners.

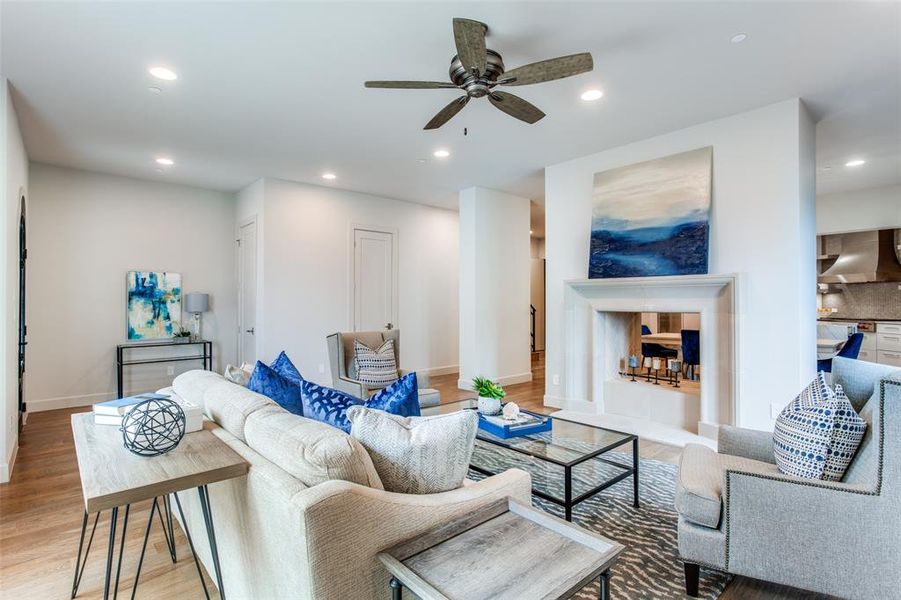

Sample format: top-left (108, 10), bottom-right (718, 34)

top-left (116, 340), bottom-right (212, 397)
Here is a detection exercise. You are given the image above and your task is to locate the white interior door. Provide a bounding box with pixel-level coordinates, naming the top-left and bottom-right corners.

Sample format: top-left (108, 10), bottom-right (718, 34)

top-left (237, 220), bottom-right (257, 364)
top-left (353, 228), bottom-right (396, 331)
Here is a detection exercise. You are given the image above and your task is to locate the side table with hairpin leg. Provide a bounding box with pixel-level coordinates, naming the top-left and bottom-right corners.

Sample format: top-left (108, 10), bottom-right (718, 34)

top-left (70, 413), bottom-right (248, 599)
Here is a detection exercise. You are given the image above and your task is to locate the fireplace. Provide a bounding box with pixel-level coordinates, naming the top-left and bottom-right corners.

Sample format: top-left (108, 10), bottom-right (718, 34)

top-left (558, 274), bottom-right (738, 440)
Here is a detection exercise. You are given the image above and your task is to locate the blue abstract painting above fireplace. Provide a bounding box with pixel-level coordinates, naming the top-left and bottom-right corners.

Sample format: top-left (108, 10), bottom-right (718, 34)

top-left (589, 147), bottom-right (712, 279)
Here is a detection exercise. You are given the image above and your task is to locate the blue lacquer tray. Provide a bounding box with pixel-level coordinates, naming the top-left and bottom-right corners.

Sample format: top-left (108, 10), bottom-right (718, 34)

top-left (477, 408), bottom-right (553, 439)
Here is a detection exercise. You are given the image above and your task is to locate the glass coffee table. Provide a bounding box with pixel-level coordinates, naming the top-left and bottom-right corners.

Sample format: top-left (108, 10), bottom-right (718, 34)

top-left (423, 399), bottom-right (639, 521)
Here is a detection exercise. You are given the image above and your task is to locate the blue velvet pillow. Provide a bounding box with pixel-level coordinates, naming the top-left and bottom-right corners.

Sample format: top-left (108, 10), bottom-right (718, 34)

top-left (301, 372), bottom-right (420, 433)
top-left (271, 351), bottom-right (303, 385)
top-left (248, 361), bottom-right (304, 416)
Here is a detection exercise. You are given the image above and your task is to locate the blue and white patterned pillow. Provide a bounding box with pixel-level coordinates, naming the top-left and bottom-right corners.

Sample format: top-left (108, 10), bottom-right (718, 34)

top-left (301, 372), bottom-right (420, 433)
top-left (773, 372), bottom-right (834, 479)
top-left (271, 351), bottom-right (303, 385)
top-left (822, 384), bottom-right (867, 482)
top-left (773, 372), bottom-right (867, 481)
top-left (354, 339), bottom-right (398, 389)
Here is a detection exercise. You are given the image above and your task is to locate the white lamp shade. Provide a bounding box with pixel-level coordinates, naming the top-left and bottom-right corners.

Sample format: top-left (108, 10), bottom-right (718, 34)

top-left (185, 293), bottom-right (209, 314)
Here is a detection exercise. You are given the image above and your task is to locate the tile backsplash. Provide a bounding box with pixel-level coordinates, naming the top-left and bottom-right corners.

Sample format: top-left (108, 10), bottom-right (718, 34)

top-left (821, 282), bottom-right (901, 320)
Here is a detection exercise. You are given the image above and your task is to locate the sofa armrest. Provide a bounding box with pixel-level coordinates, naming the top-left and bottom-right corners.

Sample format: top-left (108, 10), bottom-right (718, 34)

top-left (724, 468), bottom-right (889, 598)
top-left (717, 425), bottom-right (775, 463)
top-left (333, 375), bottom-right (368, 397)
top-left (294, 469), bottom-right (532, 599)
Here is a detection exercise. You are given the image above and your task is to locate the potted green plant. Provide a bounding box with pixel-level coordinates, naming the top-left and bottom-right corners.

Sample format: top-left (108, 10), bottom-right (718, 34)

top-left (472, 376), bottom-right (506, 415)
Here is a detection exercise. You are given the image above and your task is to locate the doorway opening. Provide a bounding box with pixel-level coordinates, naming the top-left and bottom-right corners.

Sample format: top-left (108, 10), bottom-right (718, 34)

top-left (18, 194), bottom-right (27, 429)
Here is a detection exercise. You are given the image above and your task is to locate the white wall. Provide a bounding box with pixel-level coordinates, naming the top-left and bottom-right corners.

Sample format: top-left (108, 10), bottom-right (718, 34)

top-left (26, 163), bottom-right (237, 411)
top-left (545, 99), bottom-right (817, 430)
top-left (816, 184), bottom-right (901, 234)
top-left (257, 178), bottom-right (459, 384)
top-left (459, 187), bottom-right (532, 387)
top-left (1, 80), bottom-right (29, 482)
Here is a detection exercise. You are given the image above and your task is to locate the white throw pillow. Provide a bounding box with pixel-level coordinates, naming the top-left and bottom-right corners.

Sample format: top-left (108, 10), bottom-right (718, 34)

top-left (354, 339), bottom-right (399, 389)
top-left (346, 406), bottom-right (477, 494)
top-left (224, 362), bottom-right (254, 386)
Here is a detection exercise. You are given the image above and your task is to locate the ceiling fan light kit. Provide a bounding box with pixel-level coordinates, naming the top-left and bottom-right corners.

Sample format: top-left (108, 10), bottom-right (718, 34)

top-left (365, 18), bottom-right (594, 129)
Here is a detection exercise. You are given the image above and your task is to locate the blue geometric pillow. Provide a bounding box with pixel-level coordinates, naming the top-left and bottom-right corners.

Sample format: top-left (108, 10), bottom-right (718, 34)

top-left (271, 351), bottom-right (303, 385)
top-left (248, 361), bottom-right (304, 416)
top-left (773, 372), bottom-right (835, 479)
top-left (822, 384), bottom-right (867, 482)
top-left (301, 372), bottom-right (420, 433)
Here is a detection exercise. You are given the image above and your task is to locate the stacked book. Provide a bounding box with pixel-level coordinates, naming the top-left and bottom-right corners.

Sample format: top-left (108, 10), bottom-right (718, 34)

top-left (93, 392), bottom-right (204, 432)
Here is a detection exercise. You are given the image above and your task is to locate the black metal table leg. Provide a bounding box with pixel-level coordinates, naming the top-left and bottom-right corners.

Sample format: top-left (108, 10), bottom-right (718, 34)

top-left (130, 498), bottom-right (159, 600)
top-left (156, 495), bottom-right (176, 562)
top-left (389, 577), bottom-right (403, 600)
top-left (599, 569), bottom-right (610, 600)
top-left (112, 505), bottom-right (130, 600)
top-left (564, 465), bottom-right (573, 521)
top-left (173, 492), bottom-right (211, 600)
top-left (71, 510), bottom-right (100, 598)
top-left (117, 347), bottom-right (123, 398)
top-left (632, 438), bottom-right (640, 508)
top-left (198, 485), bottom-right (226, 599)
top-left (103, 507), bottom-right (119, 600)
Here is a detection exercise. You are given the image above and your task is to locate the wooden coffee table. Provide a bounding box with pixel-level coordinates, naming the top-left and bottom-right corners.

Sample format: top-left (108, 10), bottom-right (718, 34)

top-left (378, 497), bottom-right (624, 600)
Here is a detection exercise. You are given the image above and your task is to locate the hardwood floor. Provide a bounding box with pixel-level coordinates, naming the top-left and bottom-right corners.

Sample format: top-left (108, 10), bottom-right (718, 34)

top-left (0, 356), bottom-right (826, 599)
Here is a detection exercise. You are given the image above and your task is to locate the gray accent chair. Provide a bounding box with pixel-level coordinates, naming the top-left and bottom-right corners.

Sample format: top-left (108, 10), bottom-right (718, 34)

top-left (675, 357), bottom-right (901, 599)
top-left (326, 329), bottom-right (440, 408)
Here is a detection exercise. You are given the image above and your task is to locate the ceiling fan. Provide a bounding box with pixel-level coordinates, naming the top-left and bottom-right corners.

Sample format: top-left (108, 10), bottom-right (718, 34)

top-left (365, 18), bottom-right (594, 129)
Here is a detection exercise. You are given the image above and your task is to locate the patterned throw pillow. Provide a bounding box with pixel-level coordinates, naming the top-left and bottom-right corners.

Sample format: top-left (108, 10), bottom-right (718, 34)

top-left (773, 372), bottom-right (867, 481)
top-left (270, 351), bottom-right (303, 385)
top-left (354, 339), bottom-right (399, 389)
top-left (346, 406), bottom-right (478, 494)
top-left (822, 384), bottom-right (867, 482)
top-left (301, 373), bottom-right (420, 433)
top-left (773, 372), bottom-right (835, 479)
top-left (248, 361), bottom-right (304, 416)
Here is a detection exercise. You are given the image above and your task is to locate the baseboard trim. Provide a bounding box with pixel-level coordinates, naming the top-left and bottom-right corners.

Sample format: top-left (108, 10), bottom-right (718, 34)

top-left (417, 364), bottom-right (459, 377)
top-left (28, 391), bottom-right (116, 413)
top-left (1, 444), bottom-right (18, 484)
top-left (457, 371), bottom-right (533, 390)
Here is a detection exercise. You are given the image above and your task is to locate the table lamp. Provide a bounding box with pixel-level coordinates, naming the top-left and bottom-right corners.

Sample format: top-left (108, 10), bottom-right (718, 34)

top-left (184, 293), bottom-right (210, 341)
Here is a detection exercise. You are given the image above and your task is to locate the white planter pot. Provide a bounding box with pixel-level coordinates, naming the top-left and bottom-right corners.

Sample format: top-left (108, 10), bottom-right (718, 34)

top-left (477, 396), bottom-right (502, 415)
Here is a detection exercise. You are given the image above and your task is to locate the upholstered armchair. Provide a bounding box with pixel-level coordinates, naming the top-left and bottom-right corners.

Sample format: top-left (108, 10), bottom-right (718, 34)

top-left (326, 329), bottom-right (440, 407)
top-left (675, 357), bottom-right (901, 599)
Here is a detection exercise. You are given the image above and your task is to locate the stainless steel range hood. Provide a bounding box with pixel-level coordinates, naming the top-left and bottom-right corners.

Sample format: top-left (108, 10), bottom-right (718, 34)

top-left (819, 229), bottom-right (901, 283)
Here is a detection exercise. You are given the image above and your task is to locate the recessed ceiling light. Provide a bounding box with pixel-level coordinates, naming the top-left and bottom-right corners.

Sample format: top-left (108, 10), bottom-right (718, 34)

top-left (529, 230), bottom-right (534, 235)
top-left (149, 66), bottom-right (177, 81)
top-left (845, 159), bottom-right (866, 167)
top-left (730, 33), bottom-right (748, 44)
top-left (155, 157), bottom-right (174, 166)
top-left (433, 149), bottom-right (450, 158)
top-left (580, 89), bottom-right (603, 101)
top-left (147, 86), bottom-right (162, 94)
top-left (321, 172), bottom-right (337, 180)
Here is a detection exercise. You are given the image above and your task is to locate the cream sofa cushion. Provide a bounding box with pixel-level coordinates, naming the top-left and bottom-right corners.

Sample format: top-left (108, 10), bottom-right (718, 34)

top-left (244, 405), bottom-right (383, 489)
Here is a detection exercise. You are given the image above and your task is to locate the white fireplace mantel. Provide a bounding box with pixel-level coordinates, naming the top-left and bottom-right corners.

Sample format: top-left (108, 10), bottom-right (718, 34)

top-left (559, 274), bottom-right (739, 439)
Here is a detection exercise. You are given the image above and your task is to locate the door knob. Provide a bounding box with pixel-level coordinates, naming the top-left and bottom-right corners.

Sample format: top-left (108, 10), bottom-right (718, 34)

top-left (245, 328), bottom-right (255, 334)
top-left (385, 323), bottom-right (393, 330)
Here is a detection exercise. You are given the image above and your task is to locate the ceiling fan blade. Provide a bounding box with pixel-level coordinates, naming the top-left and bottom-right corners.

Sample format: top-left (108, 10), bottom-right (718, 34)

top-left (453, 18), bottom-right (487, 75)
top-left (365, 81), bottom-right (459, 89)
top-left (424, 96), bottom-right (470, 130)
top-left (488, 92), bottom-right (545, 124)
top-left (497, 52), bottom-right (593, 86)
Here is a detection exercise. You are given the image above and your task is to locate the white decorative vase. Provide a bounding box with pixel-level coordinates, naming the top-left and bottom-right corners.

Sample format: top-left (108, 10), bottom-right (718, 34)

top-left (477, 396), bottom-right (502, 415)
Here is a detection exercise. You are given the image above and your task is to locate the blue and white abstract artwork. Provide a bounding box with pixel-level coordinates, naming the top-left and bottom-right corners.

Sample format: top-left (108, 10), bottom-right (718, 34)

top-left (126, 271), bottom-right (182, 340)
top-left (589, 147), bottom-right (712, 279)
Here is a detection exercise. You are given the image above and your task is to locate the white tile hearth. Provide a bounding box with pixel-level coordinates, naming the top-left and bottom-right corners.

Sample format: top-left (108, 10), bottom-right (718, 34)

top-left (551, 410), bottom-right (717, 450)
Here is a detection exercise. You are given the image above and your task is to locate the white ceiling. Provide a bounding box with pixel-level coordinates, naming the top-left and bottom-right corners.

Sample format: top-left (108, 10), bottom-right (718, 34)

top-left (2, 2), bottom-right (899, 210)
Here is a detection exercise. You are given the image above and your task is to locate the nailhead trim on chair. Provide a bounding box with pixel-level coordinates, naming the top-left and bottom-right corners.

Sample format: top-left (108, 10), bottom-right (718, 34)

top-left (722, 379), bottom-right (894, 571)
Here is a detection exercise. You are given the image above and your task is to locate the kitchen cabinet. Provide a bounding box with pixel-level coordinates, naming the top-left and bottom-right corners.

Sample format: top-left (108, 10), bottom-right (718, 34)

top-left (876, 323), bottom-right (901, 366)
top-left (878, 350), bottom-right (901, 367)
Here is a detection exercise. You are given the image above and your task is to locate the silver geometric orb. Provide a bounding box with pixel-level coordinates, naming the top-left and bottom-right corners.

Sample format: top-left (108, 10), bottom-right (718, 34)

top-left (121, 398), bottom-right (186, 457)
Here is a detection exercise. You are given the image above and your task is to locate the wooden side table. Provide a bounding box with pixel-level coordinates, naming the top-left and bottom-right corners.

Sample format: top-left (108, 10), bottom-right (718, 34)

top-left (378, 497), bottom-right (624, 600)
top-left (70, 413), bottom-right (248, 599)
